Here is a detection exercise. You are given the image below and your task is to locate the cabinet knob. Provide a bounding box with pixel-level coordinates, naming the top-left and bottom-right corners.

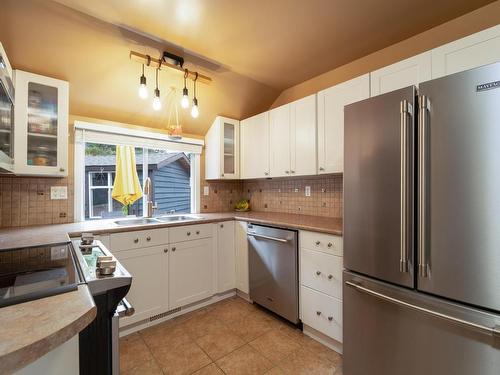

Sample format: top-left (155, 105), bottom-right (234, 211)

top-left (221, 174), bottom-right (224, 177)
top-left (220, 224), bottom-right (224, 228)
top-left (328, 274), bottom-right (333, 280)
top-left (316, 270), bottom-right (321, 276)
top-left (285, 171), bottom-right (290, 174)
top-left (134, 238), bottom-right (139, 243)
top-left (59, 168), bottom-right (65, 172)
top-left (316, 311), bottom-right (321, 316)
top-left (327, 242), bottom-right (333, 248)
top-left (264, 172), bottom-right (269, 176)
top-left (291, 170), bottom-right (295, 174)
top-left (172, 247), bottom-right (176, 252)
top-left (315, 240), bottom-right (321, 246)
top-left (328, 316), bottom-right (333, 321)
top-left (146, 236), bottom-right (151, 241)
top-left (164, 248), bottom-right (168, 253)
top-left (196, 230), bottom-right (200, 235)
top-left (319, 167), bottom-right (325, 171)
top-left (187, 231), bottom-right (191, 236)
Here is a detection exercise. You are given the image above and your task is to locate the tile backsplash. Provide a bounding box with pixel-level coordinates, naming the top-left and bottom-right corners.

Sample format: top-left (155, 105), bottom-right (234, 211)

top-left (201, 174), bottom-right (343, 218)
top-left (0, 176), bottom-right (73, 228)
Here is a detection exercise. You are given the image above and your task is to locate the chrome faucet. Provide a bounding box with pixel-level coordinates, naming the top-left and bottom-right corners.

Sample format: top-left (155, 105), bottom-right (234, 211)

top-left (143, 177), bottom-right (157, 218)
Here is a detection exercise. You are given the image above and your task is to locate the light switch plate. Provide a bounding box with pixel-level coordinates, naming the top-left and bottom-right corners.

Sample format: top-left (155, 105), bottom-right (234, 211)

top-left (203, 186), bottom-right (210, 196)
top-left (51, 186), bottom-right (68, 200)
top-left (305, 186), bottom-right (311, 197)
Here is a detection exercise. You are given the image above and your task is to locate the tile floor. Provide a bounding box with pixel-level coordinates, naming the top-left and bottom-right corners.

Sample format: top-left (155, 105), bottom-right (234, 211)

top-left (120, 296), bottom-right (343, 375)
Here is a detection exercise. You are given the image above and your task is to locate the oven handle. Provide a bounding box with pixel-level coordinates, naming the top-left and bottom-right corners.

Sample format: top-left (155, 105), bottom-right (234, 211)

top-left (116, 298), bottom-right (135, 317)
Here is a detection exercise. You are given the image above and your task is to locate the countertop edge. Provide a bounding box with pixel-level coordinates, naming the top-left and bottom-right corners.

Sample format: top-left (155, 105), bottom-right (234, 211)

top-left (0, 285), bottom-right (97, 375)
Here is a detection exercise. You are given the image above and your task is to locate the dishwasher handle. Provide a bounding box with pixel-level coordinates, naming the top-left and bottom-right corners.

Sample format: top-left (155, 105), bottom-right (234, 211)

top-left (247, 232), bottom-right (289, 243)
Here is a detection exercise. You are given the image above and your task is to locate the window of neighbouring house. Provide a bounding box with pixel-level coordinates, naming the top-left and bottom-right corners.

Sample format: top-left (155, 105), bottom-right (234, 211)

top-left (83, 143), bottom-right (192, 220)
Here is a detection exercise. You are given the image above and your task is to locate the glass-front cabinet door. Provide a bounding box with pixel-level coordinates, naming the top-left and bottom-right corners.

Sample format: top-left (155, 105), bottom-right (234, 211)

top-left (14, 70), bottom-right (68, 176)
top-left (220, 117), bottom-right (239, 179)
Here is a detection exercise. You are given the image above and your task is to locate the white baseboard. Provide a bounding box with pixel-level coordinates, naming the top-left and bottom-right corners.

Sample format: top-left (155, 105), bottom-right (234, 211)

top-left (302, 324), bottom-right (343, 355)
top-left (119, 290), bottom-right (236, 337)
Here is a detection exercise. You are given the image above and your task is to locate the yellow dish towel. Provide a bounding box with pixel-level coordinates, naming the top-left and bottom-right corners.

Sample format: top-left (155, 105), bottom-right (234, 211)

top-left (112, 145), bottom-right (143, 206)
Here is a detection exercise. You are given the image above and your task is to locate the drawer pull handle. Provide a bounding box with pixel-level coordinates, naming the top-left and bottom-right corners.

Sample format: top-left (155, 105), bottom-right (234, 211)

top-left (164, 248), bottom-right (168, 253)
top-left (134, 238), bottom-right (139, 244)
top-left (316, 271), bottom-right (321, 276)
top-left (328, 316), bottom-right (333, 322)
top-left (315, 241), bottom-right (321, 246)
top-left (196, 230), bottom-right (200, 235)
top-left (327, 242), bottom-right (333, 248)
top-left (146, 236), bottom-right (151, 241)
top-left (172, 247), bottom-right (176, 252)
top-left (316, 311), bottom-right (321, 316)
top-left (187, 231), bottom-right (191, 236)
top-left (328, 274), bottom-right (333, 280)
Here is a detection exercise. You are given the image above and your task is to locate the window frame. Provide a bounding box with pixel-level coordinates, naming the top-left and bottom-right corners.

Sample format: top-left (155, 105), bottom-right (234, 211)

top-left (74, 121), bottom-right (202, 222)
top-left (87, 171), bottom-right (114, 219)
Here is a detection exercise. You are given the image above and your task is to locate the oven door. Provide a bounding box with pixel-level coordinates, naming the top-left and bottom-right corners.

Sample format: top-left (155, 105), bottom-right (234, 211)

top-left (0, 48), bottom-right (14, 173)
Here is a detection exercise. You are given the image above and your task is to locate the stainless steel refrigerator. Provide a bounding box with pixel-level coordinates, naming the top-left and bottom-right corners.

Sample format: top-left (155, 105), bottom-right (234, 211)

top-left (343, 62), bottom-right (500, 375)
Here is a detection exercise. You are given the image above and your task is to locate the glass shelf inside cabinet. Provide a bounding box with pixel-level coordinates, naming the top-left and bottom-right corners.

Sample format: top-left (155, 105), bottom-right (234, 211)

top-left (27, 82), bottom-right (58, 167)
top-left (223, 122), bottom-right (235, 174)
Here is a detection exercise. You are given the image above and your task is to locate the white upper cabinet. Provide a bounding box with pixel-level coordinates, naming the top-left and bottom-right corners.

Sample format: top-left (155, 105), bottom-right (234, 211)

top-left (269, 103), bottom-right (291, 177)
top-left (269, 94), bottom-right (317, 178)
top-left (13, 70), bottom-right (69, 176)
top-left (290, 94), bottom-right (317, 176)
top-left (370, 52), bottom-right (432, 96)
top-left (205, 116), bottom-right (240, 180)
top-left (240, 111), bottom-right (270, 179)
top-left (432, 25), bottom-right (500, 79)
top-left (317, 74), bottom-right (370, 174)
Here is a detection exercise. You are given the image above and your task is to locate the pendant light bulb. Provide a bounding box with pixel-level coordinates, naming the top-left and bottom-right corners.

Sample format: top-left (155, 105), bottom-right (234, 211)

top-left (153, 88), bottom-right (161, 111)
top-left (191, 97), bottom-right (199, 118)
top-left (138, 64), bottom-right (148, 99)
top-left (181, 87), bottom-right (190, 109)
top-left (152, 67), bottom-right (161, 111)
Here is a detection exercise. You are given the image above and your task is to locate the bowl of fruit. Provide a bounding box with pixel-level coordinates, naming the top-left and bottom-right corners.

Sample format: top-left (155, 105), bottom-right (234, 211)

top-left (235, 199), bottom-right (250, 212)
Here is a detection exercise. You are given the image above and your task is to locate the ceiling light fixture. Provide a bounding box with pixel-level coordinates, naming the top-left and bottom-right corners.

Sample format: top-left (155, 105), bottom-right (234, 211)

top-left (152, 67), bottom-right (161, 111)
top-left (191, 72), bottom-right (199, 118)
top-left (138, 63), bottom-right (148, 99)
top-left (181, 69), bottom-right (190, 109)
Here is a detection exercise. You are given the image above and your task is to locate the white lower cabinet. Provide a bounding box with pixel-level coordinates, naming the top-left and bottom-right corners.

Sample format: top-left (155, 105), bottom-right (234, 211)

top-left (169, 238), bottom-right (214, 309)
top-left (300, 230), bottom-right (343, 344)
top-left (114, 245), bottom-right (169, 325)
top-left (216, 221), bottom-right (236, 293)
top-left (301, 286), bottom-right (342, 343)
top-left (235, 221), bottom-right (249, 294)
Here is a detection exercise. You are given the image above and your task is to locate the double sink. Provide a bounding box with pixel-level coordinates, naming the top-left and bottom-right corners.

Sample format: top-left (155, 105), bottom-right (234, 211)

top-left (114, 214), bottom-right (203, 227)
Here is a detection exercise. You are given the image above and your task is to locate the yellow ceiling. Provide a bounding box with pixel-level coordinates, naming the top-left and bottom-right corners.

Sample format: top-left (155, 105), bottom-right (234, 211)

top-left (0, 0), bottom-right (495, 135)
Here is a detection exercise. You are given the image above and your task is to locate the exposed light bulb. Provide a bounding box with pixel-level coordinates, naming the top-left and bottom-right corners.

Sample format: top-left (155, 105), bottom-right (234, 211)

top-left (153, 88), bottom-right (161, 111)
top-left (138, 65), bottom-right (148, 99)
top-left (191, 97), bottom-right (199, 118)
top-left (181, 87), bottom-right (189, 109)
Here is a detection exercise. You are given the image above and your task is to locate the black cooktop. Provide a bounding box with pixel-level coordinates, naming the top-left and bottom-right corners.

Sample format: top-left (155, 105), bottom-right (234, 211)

top-left (0, 242), bottom-right (80, 308)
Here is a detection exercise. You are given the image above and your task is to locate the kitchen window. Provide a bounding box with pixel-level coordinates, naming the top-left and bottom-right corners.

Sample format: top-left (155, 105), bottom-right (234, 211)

top-left (74, 121), bottom-right (202, 222)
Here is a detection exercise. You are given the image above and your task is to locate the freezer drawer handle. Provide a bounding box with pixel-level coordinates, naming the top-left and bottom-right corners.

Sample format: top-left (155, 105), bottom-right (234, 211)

top-left (247, 233), bottom-right (288, 243)
top-left (345, 281), bottom-right (500, 337)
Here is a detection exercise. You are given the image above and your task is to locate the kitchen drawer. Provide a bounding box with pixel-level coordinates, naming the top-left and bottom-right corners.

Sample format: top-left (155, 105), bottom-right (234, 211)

top-left (110, 228), bottom-right (169, 252)
top-left (301, 285), bottom-right (342, 343)
top-left (300, 248), bottom-right (342, 299)
top-left (169, 223), bottom-right (213, 243)
top-left (300, 230), bottom-right (343, 256)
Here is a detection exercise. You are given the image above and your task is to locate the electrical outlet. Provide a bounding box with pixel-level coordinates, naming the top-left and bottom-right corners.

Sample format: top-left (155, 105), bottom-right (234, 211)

top-left (51, 186), bottom-right (68, 200)
top-left (203, 186), bottom-right (210, 196)
top-left (51, 246), bottom-right (68, 260)
top-left (305, 186), bottom-right (311, 197)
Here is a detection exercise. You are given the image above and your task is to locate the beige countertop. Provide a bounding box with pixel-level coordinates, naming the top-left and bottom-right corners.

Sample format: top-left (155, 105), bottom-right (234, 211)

top-left (0, 285), bottom-right (96, 375)
top-left (0, 212), bottom-right (342, 250)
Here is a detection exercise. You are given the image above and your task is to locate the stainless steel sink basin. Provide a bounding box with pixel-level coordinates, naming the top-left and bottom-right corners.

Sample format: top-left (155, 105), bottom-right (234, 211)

top-left (155, 214), bottom-right (203, 222)
top-left (114, 218), bottom-right (161, 226)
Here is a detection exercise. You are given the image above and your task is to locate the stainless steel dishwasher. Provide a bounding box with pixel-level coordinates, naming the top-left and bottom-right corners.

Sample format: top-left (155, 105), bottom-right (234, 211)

top-left (247, 223), bottom-right (299, 324)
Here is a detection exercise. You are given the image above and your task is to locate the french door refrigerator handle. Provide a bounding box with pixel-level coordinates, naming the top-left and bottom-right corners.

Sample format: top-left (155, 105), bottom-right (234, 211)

top-left (399, 100), bottom-right (411, 273)
top-left (345, 281), bottom-right (500, 337)
top-left (418, 95), bottom-right (429, 278)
